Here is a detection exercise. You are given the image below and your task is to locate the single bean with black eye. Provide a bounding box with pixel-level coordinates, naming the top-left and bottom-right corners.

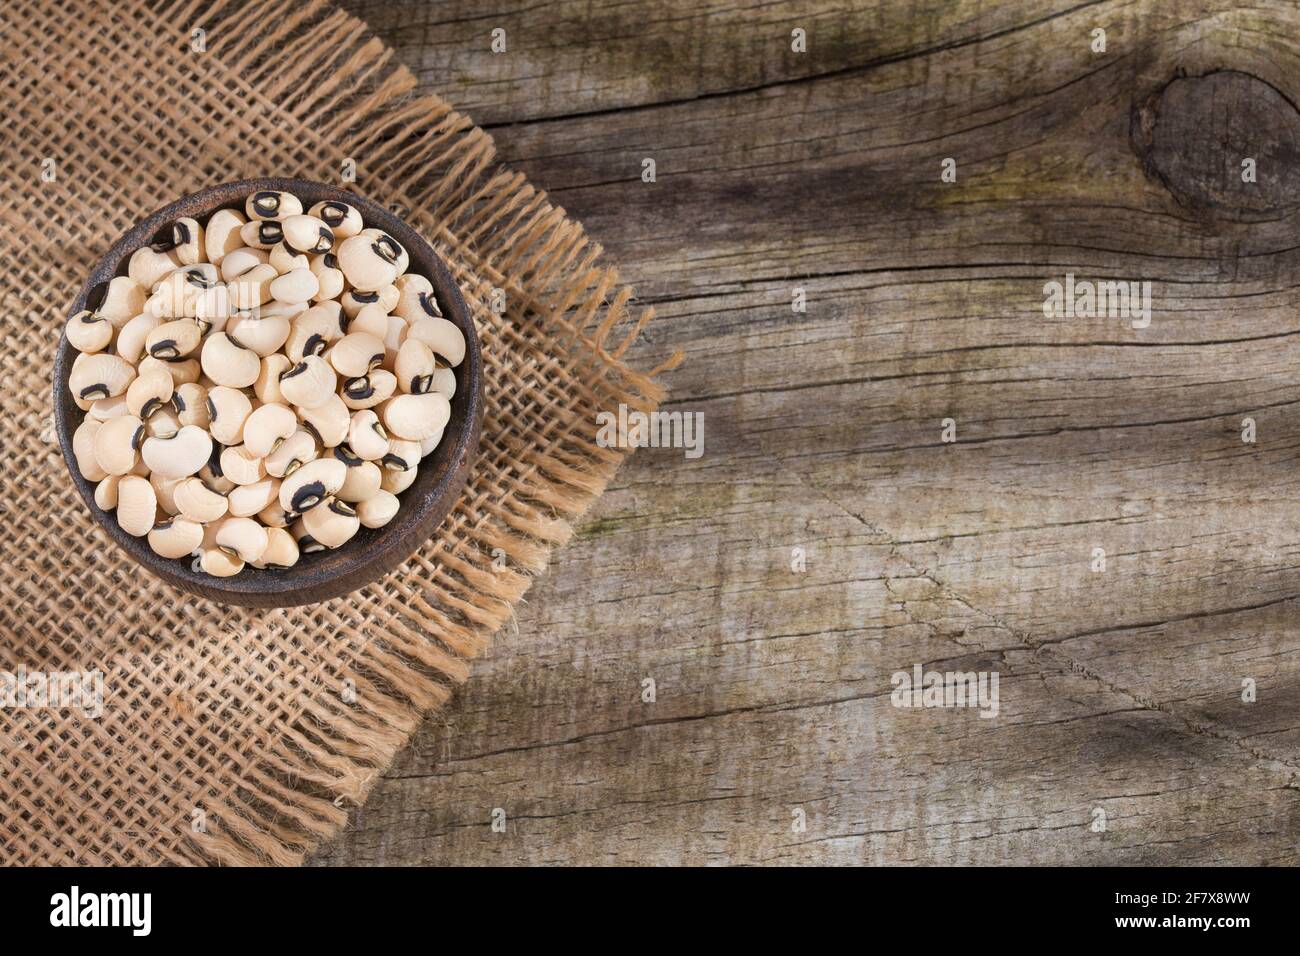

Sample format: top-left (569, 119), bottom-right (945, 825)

top-left (69, 353), bottom-right (135, 406)
top-left (337, 234), bottom-right (397, 292)
top-left (245, 190), bottom-right (302, 221)
top-left (302, 496), bottom-right (360, 548)
top-left (278, 457), bottom-right (347, 513)
top-left (281, 215), bottom-right (334, 255)
top-left (239, 219), bottom-right (285, 250)
top-left (340, 369), bottom-right (396, 411)
top-left (278, 355), bottom-right (337, 409)
top-left (269, 241), bottom-right (308, 276)
top-left (66, 310), bottom-right (113, 353)
top-left (309, 200), bottom-right (363, 239)
top-left (146, 319), bottom-right (203, 360)
top-left (126, 368), bottom-right (173, 418)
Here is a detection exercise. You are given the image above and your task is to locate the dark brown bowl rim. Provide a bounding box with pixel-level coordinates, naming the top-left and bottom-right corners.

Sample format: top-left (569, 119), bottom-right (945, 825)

top-left (53, 177), bottom-right (484, 607)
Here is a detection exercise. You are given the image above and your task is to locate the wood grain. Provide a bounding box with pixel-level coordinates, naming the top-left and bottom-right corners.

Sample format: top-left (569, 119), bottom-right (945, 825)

top-left (311, 0), bottom-right (1300, 864)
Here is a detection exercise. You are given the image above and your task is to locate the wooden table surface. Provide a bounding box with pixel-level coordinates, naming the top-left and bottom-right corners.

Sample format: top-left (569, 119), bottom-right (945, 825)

top-left (313, 0), bottom-right (1300, 865)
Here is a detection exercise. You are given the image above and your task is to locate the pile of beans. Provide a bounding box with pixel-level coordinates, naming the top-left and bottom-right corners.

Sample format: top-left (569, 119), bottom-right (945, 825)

top-left (66, 190), bottom-right (463, 577)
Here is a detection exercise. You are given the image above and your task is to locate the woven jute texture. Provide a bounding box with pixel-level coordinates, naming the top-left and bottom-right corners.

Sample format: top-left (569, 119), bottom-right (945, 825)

top-left (0, 0), bottom-right (675, 865)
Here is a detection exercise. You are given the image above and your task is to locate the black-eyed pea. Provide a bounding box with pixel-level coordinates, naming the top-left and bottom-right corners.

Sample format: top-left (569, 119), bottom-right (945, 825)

top-left (278, 355), bottom-right (337, 409)
top-left (73, 419), bottom-right (108, 481)
top-left (336, 456), bottom-right (382, 503)
top-left (337, 234), bottom-right (397, 292)
top-left (220, 247), bottom-right (269, 282)
top-left (128, 245), bottom-right (182, 290)
top-left (200, 547), bottom-right (244, 577)
top-left (329, 332), bottom-right (385, 378)
top-left (251, 526), bottom-right (299, 568)
top-left (405, 316), bottom-right (465, 367)
top-left (97, 276), bottom-right (147, 327)
top-left (239, 219), bottom-right (284, 251)
top-left (381, 314), bottom-right (406, 367)
top-left (269, 241), bottom-right (309, 275)
top-left (173, 476), bottom-right (229, 523)
top-left (150, 473), bottom-right (184, 515)
top-left (204, 208), bottom-right (246, 265)
top-left (279, 457), bottom-right (347, 513)
top-left (376, 284), bottom-right (400, 314)
top-left (144, 270), bottom-right (197, 319)
top-left (92, 414), bottom-right (144, 476)
top-left (348, 303), bottom-right (389, 340)
top-left (172, 382), bottom-right (210, 428)
top-left (264, 428), bottom-right (318, 478)
top-left (146, 405), bottom-right (182, 438)
top-left (115, 312), bottom-right (161, 364)
top-left (89, 394), bottom-right (130, 421)
top-left (66, 310), bottom-right (113, 353)
top-left (191, 281), bottom-right (232, 325)
top-left (201, 332), bottom-right (260, 388)
top-left (243, 403), bottom-right (297, 458)
top-left (290, 517), bottom-right (326, 554)
top-left (309, 201), bottom-right (363, 239)
top-left (254, 354), bottom-right (292, 405)
top-left (125, 368), bottom-right (173, 419)
top-left (205, 386), bottom-right (252, 445)
top-left (141, 425), bottom-right (212, 479)
top-left (257, 502), bottom-right (294, 529)
top-left (139, 355), bottom-right (202, 387)
top-left (281, 215), bottom-right (334, 255)
top-left (310, 253), bottom-right (345, 302)
top-left (360, 228), bottom-right (408, 276)
top-left (145, 318), bottom-right (203, 360)
top-left (380, 461), bottom-right (417, 494)
top-left (302, 497), bottom-right (360, 548)
top-left (430, 366), bottom-right (456, 399)
top-left (148, 517), bottom-right (204, 559)
top-left (285, 304), bottom-right (343, 361)
top-left (220, 444), bottom-right (266, 486)
top-left (69, 352), bottom-right (135, 405)
top-left (340, 369), bottom-right (396, 410)
top-left (143, 284), bottom-right (178, 320)
top-left (156, 217), bottom-right (204, 265)
top-left (394, 338), bottom-right (435, 394)
top-left (270, 267), bottom-right (319, 304)
top-left (393, 273), bottom-right (433, 320)
top-left (115, 475), bottom-right (157, 537)
top-left (228, 262), bottom-right (277, 310)
top-left (383, 392), bottom-right (450, 442)
top-left (357, 490), bottom-right (399, 529)
top-left (298, 394), bottom-right (350, 447)
top-left (339, 287), bottom-right (381, 320)
top-left (381, 438), bottom-right (420, 474)
top-left (348, 410), bottom-right (388, 461)
top-left (228, 312), bottom-right (291, 357)
top-left (245, 190), bottom-right (302, 221)
top-left (94, 475), bottom-right (120, 510)
top-left (199, 457), bottom-right (236, 495)
top-left (227, 478), bottom-right (279, 518)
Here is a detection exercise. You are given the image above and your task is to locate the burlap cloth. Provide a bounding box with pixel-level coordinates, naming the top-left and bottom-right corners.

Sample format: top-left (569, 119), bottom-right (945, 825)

top-left (0, 0), bottom-right (675, 864)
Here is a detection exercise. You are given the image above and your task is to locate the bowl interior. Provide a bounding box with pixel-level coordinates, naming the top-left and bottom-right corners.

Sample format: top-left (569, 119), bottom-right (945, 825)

top-left (54, 178), bottom-right (483, 607)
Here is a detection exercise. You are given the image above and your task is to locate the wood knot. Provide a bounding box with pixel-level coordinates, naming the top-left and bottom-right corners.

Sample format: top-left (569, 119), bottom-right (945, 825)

top-left (1131, 69), bottom-right (1300, 221)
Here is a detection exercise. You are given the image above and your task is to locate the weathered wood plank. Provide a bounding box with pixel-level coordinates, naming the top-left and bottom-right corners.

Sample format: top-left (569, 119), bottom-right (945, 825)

top-left (315, 0), bottom-right (1300, 864)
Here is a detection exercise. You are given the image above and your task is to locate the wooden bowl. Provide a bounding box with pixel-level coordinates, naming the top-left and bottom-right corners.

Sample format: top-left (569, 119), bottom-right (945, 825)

top-left (53, 178), bottom-right (484, 607)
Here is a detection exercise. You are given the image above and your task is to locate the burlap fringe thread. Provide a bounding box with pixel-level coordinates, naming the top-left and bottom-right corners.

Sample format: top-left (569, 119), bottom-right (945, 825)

top-left (1, 0), bottom-right (681, 866)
